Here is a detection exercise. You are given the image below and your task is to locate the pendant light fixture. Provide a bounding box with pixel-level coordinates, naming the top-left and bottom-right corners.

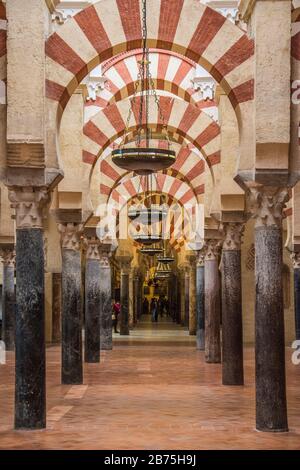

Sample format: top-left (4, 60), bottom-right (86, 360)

top-left (112, 0), bottom-right (176, 174)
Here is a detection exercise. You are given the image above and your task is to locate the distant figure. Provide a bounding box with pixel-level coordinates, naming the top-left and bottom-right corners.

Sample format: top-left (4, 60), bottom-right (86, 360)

top-left (157, 296), bottom-right (164, 318)
top-left (112, 300), bottom-right (121, 333)
top-left (150, 298), bottom-right (158, 323)
top-left (143, 297), bottom-right (149, 316)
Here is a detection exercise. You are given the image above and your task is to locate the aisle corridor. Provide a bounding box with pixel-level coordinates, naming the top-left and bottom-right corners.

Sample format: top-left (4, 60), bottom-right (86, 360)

top-left (0, 318), bottom-right (300, 449)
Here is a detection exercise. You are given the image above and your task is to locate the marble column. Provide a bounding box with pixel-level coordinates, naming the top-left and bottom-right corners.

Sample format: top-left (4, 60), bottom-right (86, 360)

top-left (0, 247), bottom-right (16, 351)
top-left (188, 258), bottom-right (197, 335)
top-left (58, 222), bottom-right (83, 385)
top-left (128, 269), bottom-right (134, 329)
top-left (250, 186), bottom-right (288, 432)
top-left (221, 223), bottom-right (244, 385)
top-left (196, 251), bottom-right (205, 350)
top-left (291, 252), bottom-right (300, 340)
top-left (52, 273), bottom-right (62, 343)
top-left (133, 270), bottom-right (140, 325)
top-left (118, 257), bottom-right (132, 336)
top-left (176, 276), bottom-right (181, 324)
top-left (205, 239), bottom-right (222, 363)
top-left (84, 237), bottom-right (101, 363)
top-left (184, 266), bottom-right (190, 328)
top-left (9, 186), bottom-right (49, 429)
top-left (99, 245), bottom-right (112, 350)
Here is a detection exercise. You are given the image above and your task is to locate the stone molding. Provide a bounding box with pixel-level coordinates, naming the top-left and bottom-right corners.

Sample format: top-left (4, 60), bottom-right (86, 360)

top-left (204, 239), bottom-right (222, 261)
top-left (196, 250), bottom-right (205, 267)
top-left (8, 186), bottom-right (50, 230)
top-left (58, 223), bottom-right (83, 251)
top-left (0, 248), bottom-right (16, 268)
top-left (248, 186), bottom-right (289, 228)
top-left (291, 252), bottom-right (300, 269)
top-left (222, 222), bottom-right (245, 251)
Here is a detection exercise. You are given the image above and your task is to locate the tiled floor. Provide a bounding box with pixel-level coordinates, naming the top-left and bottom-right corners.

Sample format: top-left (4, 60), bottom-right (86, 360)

top-left (0, 316), bottom-right (300, 449)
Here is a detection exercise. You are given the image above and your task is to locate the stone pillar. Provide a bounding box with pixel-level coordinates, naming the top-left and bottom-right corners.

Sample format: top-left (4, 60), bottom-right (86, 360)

top-left (0, 247), bottom-right (16, 351)
top-left (187, 257), bottom-right (197, 335)
top-left (118, 257), bottom-right (132, 336)
top-left (133, 270), bottom-right (140, 325)
top-left (184, 266), bottom-right (190, 328)
top-left (8, 186), bottom-right (50, 429)
top-left (99, 245), bottom-right (112, 350)
top-left (291, 252), bottom-right (300, 340)
top-left (205, 239), bottom-right (221, 363)
top-left (84, 237), bottom-right (101, 363)
top-left (58, 222), bottom-right (83, 385)
top-left (52, 272), bottom-right (61, 343)
top-left (250, 186), bottom-right (288, 432)
top-left (128, 268), bottom-right (134, 329)
top-left (221, 223), bottom-right (244, 385)
top-left (196, 251), bottom-right (205, 350)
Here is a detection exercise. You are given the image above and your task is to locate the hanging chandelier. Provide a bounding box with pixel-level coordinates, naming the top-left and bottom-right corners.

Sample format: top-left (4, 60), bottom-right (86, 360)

top-left (139, 244), bottom-right (163, 256)
top-left (111, 0), bottom-right (176, 174)
top-left (155, 260), bottom-right (172, 278)
top-left (157, 240), bottom-right (175, 264)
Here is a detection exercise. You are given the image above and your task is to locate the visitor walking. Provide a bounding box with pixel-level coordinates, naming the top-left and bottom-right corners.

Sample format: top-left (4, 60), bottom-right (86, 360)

top-left (112, 300), bottom-right (120, 333)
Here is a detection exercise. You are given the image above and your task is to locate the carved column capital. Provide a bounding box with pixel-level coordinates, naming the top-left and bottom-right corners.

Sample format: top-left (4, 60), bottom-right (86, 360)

top-left (222, 222), bottom-right (245, 251)
top-left (0, 248), bottom-right (16, 268)
top-left (248, 186), bottom-right (289, 228)
top-left (99, 245), bottom-right (111, 268)
top-left (117, 256), bottom-right (132, 274)
top-left (196, 250), bottom-right (205, 267)
top-left (85, 237), bottom-right (100, 261)
top-left (8, 186), bottom-right (50, 229)
top-left (58, 223), bottom-right (83, 251)
top-left (204, 239), bottom-right (222, 261)
top-left (291, 252), bottom-right (300, 269)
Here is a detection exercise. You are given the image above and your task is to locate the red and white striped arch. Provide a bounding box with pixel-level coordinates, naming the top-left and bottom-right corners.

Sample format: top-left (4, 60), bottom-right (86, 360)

top-left (100, 143), bottom-right (207, 203)
top-left (85, 49), bottom-right (216, 119)
top-left (83, 96), bottom-right (221, 169)
top-left (45, 0), bottom-right (254, 119)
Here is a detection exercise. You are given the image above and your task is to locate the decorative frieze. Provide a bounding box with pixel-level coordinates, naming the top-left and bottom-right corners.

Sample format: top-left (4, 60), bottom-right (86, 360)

top-left (248, 186), bottom-right (289, 228)
top-left (8, 186), bottom-right (50, 229)
top-left (58, 223), bottom-right (83, 251)
top-left (222, 222), bottom-right (245, 251)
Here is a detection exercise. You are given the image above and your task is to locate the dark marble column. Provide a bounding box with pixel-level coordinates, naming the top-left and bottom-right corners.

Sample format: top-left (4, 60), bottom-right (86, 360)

top-left (184, 267), bottom-right (190, 328)
top-left (176, 276), bottom-right (181, 324)
top-left (58, 222), bottom-right (83, 385)
top-left (52, 272), bottom-right (61, 343)
top-left (118, 256), bottom-right (132, 336)
top-left (9, 186), bottom-right (50, 430)
top-left (221, 223), bottom-right (244, 385)
top-left (196, 251), bottom-right (205, 350)
top-left (250, 186), bottom-right (288, 432)
top-left (0, 247), bottom-right (16, 351)
top-left (291, 253), bottom-right (300, 340)
top-left (99, 245), bottom-right (112, 350)
top-left (187, 256), bottom-right (197, 335)
top-left (133, 271), bottom-right (140, 325)
top-left (84, 237), bottom-right (101, 363)
top-left (205, 239), bottom-right (221, 363)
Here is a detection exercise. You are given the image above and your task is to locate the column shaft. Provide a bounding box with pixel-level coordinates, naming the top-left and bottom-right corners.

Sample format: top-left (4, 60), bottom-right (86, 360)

top-left (15, 229), bottom-right (46, 429)
top-left (189, 265), bottom-right (197, 335)
top-left (2, 263), bottom-right (15, 350)
top-left (52, 272), bottom-right (61, 343)
top-left (61, 249), bottom-right (83, 384)
top-left (184, 271), bottom-right (189, 328)
top-left (205, 243), bottom-right (221, 363)
top-left (100, 261), bottom-right (112, 350)
top-left (120, 271), bottom-right (130, 335)
top-left (85, 258), bottom-right (101, 363)
top-left (222, 250), bottom-right (244, 385)
top-left (255, 225), bottom-right (288, 431)
top-left (196, 264), bottom-right (205, 350)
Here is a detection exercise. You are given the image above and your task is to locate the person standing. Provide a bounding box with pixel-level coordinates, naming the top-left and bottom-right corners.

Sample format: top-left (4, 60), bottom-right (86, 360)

top-left (112, 300), bottom-right (120, 333)
top-left (143, 297), bottom-right (149, 316)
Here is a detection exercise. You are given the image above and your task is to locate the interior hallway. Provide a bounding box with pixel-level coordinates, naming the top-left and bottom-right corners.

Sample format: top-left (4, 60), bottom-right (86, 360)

top-left (0, 317), bottom-right (300, 450)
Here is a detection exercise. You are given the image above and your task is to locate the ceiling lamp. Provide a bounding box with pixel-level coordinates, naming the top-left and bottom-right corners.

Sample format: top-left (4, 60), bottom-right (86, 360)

top-left (111, 0), bottom-right (176, 174)
top-left (139, 244), bottom-right (163, 256)
top-left (155, 261), bottom-right (172, 276)
top-left (157, 241), bottom-right (175, 264)
top-left (133, 234), bottom-right (162, 245)
top-left (128, 205), bottom-right (168, 225)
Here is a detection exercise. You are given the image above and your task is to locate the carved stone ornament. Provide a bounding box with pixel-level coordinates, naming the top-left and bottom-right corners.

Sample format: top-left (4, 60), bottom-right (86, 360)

top-left (58, 223), bottom-right (84, 251)
top-left (248, 186), bottom-right (289, 228)
top-left (196, 249), bottom-right (205, 267)
top-left (85, 237), bottom-right (100, 261)
top-left (291, 252), bottom-right (300, 269)
top-left (204, 239), bottom-right (222, 261)
top-left (222, 222), bottom-right (245, 251)
top-left (0, 248), bottom-right (16, 268)
top-left (8, 186), bottom-right (50, 229)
